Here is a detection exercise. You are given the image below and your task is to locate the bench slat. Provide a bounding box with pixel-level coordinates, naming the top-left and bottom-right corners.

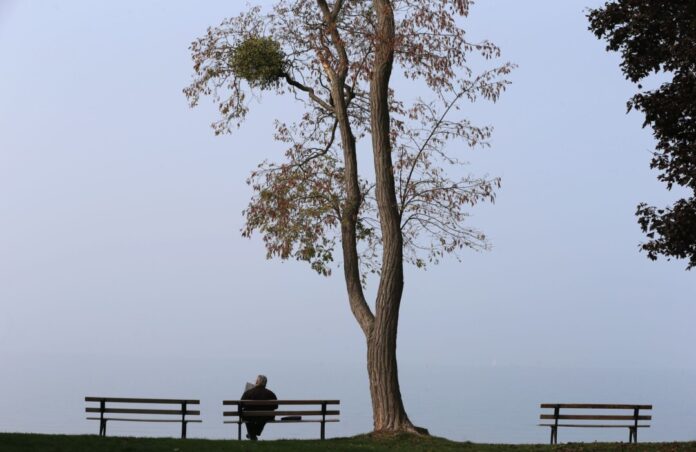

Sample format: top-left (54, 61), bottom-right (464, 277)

top-left (539, 424), bottom-right (650, 428)
top-left (223, 410), bottom-right (340, 417)
top-left (87, 417), bottom-right (203, 423)
top-left (86, 408), bottom-right (200, 416)
top-left (224, 419), bottom-right (340, 424)
top-left (540, 414), bottom-right (651, 421)
top-left (223, 400), bottom-right (339, 405)
top-left (540, 403), bottom-right (651, 410)
top-left (86, 397), bottom-right (199, 404)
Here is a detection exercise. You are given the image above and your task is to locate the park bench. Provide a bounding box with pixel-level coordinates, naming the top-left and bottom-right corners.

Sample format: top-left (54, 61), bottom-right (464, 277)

top-left (85, 397), bottom-right (201, 438)
top-left (539, 403), bottom-right (652, 444)
top-left (222, 399), bottom-right (340, 440)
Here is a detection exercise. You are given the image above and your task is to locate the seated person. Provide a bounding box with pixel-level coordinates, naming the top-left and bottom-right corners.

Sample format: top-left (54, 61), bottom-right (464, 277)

top-left (241, 374), bottom-right (278, 440)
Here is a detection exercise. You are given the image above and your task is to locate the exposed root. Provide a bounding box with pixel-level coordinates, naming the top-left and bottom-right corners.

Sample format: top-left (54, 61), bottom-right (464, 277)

top-left (369, 425), bottom-right (430, 438)
top-left (414, 426), bottom-right (430, 436)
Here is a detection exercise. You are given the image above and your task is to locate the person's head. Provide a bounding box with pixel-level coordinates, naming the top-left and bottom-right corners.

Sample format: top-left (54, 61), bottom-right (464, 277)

top-left (255, 374), bottom-right (268, 388)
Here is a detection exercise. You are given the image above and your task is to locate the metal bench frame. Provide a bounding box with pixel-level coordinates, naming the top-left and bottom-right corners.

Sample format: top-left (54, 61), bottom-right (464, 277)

top-left (222, 399), bottom-right (340, 440)
top-left (85, 397), bottom-right (202, 439)
top-left (539, 403), bottom-right (652, 444)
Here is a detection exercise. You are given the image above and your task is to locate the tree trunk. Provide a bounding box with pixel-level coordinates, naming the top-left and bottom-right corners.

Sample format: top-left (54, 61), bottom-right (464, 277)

top-left (366, 0), bottom-right (418, 434)
top-left (318, 0), bottom-right (423, 434)
top-left (314, 0), bottom-right (375, 339)
top-left (367, 300), bottom-right (416, 432)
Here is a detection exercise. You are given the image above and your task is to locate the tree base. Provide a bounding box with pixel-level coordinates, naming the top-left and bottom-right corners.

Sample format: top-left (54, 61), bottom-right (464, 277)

top-left (370, 425), bottom-right (430, 437)
top-left (414, 426), bottom-right (430, 435)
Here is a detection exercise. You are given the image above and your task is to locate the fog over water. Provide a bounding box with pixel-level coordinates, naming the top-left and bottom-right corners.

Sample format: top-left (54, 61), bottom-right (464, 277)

top-left (1, 0), bottom-right (695, 444)
top-left (2, 354), bottom-right (696, 442)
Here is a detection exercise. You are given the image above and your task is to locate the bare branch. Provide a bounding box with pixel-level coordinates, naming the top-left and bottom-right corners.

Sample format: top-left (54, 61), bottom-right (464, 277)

top-left (399, 89), bottom-right (468, 214)
top-left (283, 73), bottom-right (334, 112)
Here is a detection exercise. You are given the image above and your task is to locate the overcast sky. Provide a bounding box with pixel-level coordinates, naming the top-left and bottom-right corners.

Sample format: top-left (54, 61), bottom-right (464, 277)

top-left (1, 0), bottom-right (694, 442)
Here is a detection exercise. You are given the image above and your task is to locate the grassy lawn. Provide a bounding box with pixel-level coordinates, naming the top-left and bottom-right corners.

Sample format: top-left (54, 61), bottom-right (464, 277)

top-left (1, 433), bottom-right (696, 451)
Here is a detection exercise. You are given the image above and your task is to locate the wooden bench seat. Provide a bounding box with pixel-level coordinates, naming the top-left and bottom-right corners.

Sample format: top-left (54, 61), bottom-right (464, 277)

top-left (539, 403), bottom-right (652, 444)
top-left (222, 399), bottom-right (339, 440)
top-left (85, 397), bottom-right (201, 438)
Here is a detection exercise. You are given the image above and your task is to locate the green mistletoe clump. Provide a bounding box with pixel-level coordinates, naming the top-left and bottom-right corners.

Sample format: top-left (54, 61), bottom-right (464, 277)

top-left (230, 36), bottom-right (285, 89)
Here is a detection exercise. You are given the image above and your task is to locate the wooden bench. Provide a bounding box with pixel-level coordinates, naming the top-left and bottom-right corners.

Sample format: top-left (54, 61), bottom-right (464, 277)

top-left (539, 403), bottom-right (652, 444)
top-left (222, 399), bottom-right (339, 440)
top-left (85, 397), bottom-right (201, 438)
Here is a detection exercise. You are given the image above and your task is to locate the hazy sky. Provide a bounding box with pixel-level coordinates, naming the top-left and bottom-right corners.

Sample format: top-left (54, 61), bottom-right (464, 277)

top-left (1, 0), bottom-right (694, 442)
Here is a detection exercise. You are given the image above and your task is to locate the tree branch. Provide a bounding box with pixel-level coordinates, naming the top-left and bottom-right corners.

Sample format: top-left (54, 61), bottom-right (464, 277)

top-left (399, 89), bottom-right (468, 215)
top-left (283, 73), bottom-right (335, 112)
top-left (296, 118), bottom-right (339, 167)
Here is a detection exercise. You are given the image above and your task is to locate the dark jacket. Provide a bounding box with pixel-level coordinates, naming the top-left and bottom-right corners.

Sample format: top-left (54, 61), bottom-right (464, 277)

top-left (241, 386), bottom-right (278, 420)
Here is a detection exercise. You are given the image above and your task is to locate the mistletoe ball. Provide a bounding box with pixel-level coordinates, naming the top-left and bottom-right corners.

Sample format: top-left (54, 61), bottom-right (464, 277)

top-left (230, 36), bottom-right (285, 89)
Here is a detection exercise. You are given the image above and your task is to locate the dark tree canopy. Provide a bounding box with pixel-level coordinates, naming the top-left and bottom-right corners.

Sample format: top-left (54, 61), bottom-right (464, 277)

top-left (588, 0), bottom-right (696, 269)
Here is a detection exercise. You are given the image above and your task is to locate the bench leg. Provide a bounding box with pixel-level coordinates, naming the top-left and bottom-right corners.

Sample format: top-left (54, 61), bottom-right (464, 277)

top-left (549, 426), bottom-right (557, 445)
top-left (99, 420), bottom-right (107, 437)
top-left (628, 427), bottom-right (637, 444)
top-left (320, 420), bottom-right (325, 440)
top-left (181, 421), bottom-right (187, 439)
top-left (238, 422), bottom-right (242, 440)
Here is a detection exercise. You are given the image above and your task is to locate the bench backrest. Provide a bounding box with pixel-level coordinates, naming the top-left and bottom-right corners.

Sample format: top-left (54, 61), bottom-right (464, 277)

top-left (85, 397), bottom-right (201, 421)
top-left (540, 404), bottom-right (652, 426)
top-left (222, 399), bottom-right (340, 421)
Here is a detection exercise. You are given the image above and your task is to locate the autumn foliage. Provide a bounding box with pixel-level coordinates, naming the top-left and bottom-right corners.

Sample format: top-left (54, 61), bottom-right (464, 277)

top-left (185, 0), bottom-right (511, 432)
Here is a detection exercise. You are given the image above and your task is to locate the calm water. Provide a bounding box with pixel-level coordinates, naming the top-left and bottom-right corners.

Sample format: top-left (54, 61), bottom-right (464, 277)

top-left (1, 353), bottom-right (695, 443)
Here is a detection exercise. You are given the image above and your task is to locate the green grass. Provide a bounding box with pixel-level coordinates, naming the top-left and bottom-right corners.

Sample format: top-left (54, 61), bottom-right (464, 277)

top-left (1, 433), bottom-right (695, 451)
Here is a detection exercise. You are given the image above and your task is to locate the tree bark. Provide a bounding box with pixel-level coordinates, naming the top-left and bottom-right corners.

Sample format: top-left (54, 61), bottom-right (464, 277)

top-left (316, 0), bottom-right (375, 337)
top-left (334, 80), bottom-right (375, 336)
top-left (317, 0), bottom-right (419, 433)
top-left (367, 0), bottom-right (417, 433)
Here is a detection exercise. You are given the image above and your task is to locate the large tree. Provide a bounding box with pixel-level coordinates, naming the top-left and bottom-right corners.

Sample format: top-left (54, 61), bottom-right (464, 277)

top-left (588, 1), bottom-right (696, 270)
top-left (185, 0), bottom-right (511, 432)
